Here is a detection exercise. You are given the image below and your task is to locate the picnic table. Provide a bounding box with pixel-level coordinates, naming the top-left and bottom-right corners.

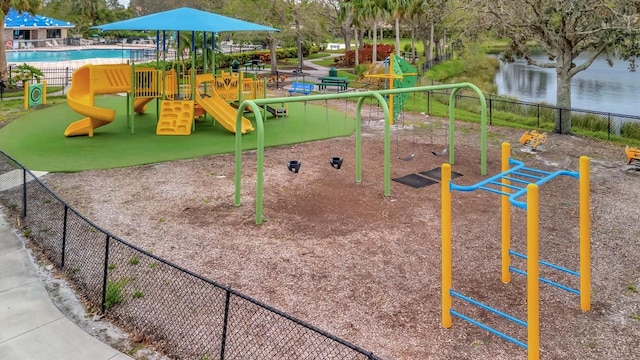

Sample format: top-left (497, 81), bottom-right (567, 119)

top-left (317, 76), bottom-right (349, 92)
top-left (244, 59), bottom-right (266, 71)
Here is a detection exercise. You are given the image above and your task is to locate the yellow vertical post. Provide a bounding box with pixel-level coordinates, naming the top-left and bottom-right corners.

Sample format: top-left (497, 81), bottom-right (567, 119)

top-left (23, 82), bottom-right (28, 109)
top-left (501, 143), bottom-right (511, 284)
top-left (42, 80), bottom-right (47, 104)
top-left (527, 184), bottom-right (540, 360)
top-left (441, 163), bottom-right (452, 328)
top-left (579, 156), bottom-right (591, 311)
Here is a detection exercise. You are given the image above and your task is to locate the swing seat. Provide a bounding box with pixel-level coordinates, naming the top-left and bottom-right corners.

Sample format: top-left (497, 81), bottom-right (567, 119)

top-left (287, 160), bottom-right (301, 173)
top-left (330, 157), bottom-right (343, 169)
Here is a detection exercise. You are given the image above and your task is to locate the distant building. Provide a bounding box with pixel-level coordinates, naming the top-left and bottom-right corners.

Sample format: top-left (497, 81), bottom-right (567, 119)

top-left (326, 43), bottom-right (346, 51)
top-left (3, 8), bottom-right (75, 49)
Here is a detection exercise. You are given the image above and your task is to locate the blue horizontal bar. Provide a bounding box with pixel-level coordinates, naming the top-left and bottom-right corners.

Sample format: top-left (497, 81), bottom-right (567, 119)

top-left (520, 167), bottom-right (553, 176)
top-left (450, 158), bottom-right (526, 193)
top-left (450, 310), bottom-right (528, 349)
top-left (512, 171), bottom-right (544, 181)
top-left (488, 180), bottom-right (524, 192)
top-left (508, 177), bottom-right (532, 185)
top-left (509, 267), bottom-right (581, 295)
top-left (450, 290), bottom-right (527, 327)
top-left (478, 186), bottom-right (511, 196)
top-left (509, 168), bottom-right (580, 208)
top-left (509, 250), bottom-right (580, 276)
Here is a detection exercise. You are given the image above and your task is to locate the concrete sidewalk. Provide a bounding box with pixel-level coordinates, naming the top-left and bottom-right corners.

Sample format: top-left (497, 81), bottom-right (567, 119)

top-left (0, 210), bottom-right (133, 360)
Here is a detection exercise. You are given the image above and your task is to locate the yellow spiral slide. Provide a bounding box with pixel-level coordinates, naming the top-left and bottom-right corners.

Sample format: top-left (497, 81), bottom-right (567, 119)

top-left (65, 64), bottom-right (153, 137)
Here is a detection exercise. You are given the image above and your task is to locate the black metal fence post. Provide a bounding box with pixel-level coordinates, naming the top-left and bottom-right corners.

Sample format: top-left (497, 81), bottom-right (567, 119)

top-left (607, 114), bottom-right (611, 140)
top-left (65, 67), bottom-right (70, 94)
top-left (219, 286), bottom-right (232, 360)
top-left (61, 205), bottom-right (68, 268)
top-left (558, 108), bottom-right (563, 133)
top-left (537, 104), bottom-right (540, 128)
top-left (21, 169), bottom-right (27, 219)
top-left (101, 235), bottom-right (111, 314)
top-left (488, 98), bottom-right (493, 126)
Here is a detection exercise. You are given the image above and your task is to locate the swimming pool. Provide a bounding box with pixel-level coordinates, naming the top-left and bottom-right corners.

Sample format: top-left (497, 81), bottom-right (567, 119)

top-left (7, 49), bottom-right (154, 62)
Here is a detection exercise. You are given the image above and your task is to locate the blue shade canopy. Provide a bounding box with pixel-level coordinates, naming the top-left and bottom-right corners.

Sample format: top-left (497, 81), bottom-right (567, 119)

top-left (4, 8), bottom-right (74, 29)
top-left (92, 7), bottom-right (279, 33)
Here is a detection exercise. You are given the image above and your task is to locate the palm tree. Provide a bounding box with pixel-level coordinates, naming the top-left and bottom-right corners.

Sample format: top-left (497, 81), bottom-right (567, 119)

top-left (339, 0), bottom-right (369, 67)
top-left (361, 0), bottom-right (387, 63)
top-left (386, 0), bottom-right (409, 56)
top-left (1, 0), bottom-right (42, 81)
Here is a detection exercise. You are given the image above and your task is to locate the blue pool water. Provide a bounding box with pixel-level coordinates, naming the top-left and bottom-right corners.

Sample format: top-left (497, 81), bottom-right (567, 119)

top-left (7, 49), bottom-right (153, 62)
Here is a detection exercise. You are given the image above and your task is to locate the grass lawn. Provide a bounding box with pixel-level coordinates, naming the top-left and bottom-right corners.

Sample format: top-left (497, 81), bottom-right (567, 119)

top-left (0, 95), bottom-right (355, 172)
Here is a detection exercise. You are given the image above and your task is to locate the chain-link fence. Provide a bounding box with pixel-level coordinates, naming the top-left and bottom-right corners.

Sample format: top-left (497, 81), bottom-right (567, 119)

top-left (0, 151), bottom-right (381, 360)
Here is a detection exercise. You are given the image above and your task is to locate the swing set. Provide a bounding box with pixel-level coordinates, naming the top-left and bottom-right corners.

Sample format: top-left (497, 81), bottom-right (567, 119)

top-left (233, 82), bottom-right (489, 224)
top-left (283, 93), bottom-right (347, 173)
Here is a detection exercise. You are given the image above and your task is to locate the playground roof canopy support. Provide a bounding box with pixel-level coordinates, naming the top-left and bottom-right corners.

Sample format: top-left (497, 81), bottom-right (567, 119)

top-left (91, 7), bottom-right (279, 33)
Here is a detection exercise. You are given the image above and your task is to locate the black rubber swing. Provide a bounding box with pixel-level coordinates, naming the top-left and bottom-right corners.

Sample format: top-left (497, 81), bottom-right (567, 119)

top-left (330, 156), bottom-right (343, 169)
top-left (287, 160), bottom-right (301, 173)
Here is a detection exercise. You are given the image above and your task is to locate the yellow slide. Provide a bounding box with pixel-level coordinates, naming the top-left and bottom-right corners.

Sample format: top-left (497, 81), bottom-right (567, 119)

top-left (65, 64), bottom-right (153, 137)
top-left (194, 74), bottom-right (254, 134)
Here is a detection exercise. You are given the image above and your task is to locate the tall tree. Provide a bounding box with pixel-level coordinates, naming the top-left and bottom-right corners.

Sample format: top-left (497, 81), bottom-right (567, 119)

top-left (361, 0), bottom-right (387, 63)
top-left (386, 0), bottom-right (409, 56)
top-left (469, 0), bottom-right (640, 134)
top-left (1, 0), bottom-right (42, 81)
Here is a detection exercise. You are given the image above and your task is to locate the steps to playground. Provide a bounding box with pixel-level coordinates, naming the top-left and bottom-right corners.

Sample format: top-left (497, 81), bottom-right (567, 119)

top-left (157, 100), bottom-right (195, 135)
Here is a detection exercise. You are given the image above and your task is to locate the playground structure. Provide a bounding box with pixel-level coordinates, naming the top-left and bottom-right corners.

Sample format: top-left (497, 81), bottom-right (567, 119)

top-left (625, 145), bottom-right (640, 165)
top-left (364, 54), bottom-right (418, 125)
top-left (23, 80), bottom-right (47, 110)
top-left (66, 7), bottom-right (280, 138)
top-left (519, 130), bottom-right (548, 150)
top-left (65, 64), bottom-right (266, 137)
top-left (233, 82), bottom-right (488, 224)
top-left (441, 142), bottom-right (591, 360)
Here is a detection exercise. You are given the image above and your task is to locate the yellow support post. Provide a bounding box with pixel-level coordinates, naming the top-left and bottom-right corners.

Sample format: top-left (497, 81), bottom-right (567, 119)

top-left (579, 156), bottom-right (591, 311)
top-left (42, 80), bottom-right (47, 104)
top-left (501, 143), bottom-right (511, 284)
top-left (441, 163), bottom-right (452, 328)
top-left (527, 184), bottom-right (540, 360)
top-left (23, 82), bottom-right (28, 109)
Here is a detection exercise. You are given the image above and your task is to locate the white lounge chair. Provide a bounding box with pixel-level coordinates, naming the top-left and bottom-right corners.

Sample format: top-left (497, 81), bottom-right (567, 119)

top-left (46, 41), bottom-right (54, 47)
top-left (52, 39), bottom-right (60, 47)
top-left (25, 42), bottom-right (34, 49)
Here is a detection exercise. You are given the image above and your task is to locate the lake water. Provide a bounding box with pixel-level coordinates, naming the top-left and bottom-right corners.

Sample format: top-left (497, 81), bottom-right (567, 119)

top-left (493, 53), bottom-right (640, 117)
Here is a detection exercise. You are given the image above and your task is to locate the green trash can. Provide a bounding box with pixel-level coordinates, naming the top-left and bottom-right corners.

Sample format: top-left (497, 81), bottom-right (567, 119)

top-left (329, 66), bottom-right (337, 77)
top-left (231, 60), bottom-right (240, 73)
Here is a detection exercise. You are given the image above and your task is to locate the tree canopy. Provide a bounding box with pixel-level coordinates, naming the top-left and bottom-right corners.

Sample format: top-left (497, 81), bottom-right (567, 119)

top-left (1, 0), bottom-right (42, 80)
top-left (467, 0), bottom-right (640, 133)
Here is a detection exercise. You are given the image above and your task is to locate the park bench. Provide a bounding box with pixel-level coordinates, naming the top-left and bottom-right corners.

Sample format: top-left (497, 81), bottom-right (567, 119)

top-left (288, 82), bottom-right (314, 95)
top-left (316, 76), bottom-right (349, 92)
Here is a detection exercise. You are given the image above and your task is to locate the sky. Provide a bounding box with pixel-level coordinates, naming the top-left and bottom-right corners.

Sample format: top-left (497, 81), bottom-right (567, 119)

top-left (118, 0), bottom-right (130, 7)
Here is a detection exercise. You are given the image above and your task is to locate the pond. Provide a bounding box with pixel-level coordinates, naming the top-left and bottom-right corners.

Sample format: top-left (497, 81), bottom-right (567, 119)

top-left (493, 53), bottom-right (640, 117)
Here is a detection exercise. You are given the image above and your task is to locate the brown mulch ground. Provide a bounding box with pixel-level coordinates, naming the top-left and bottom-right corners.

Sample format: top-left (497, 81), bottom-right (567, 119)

top-left (43, 102), bottom-right (640, 360)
